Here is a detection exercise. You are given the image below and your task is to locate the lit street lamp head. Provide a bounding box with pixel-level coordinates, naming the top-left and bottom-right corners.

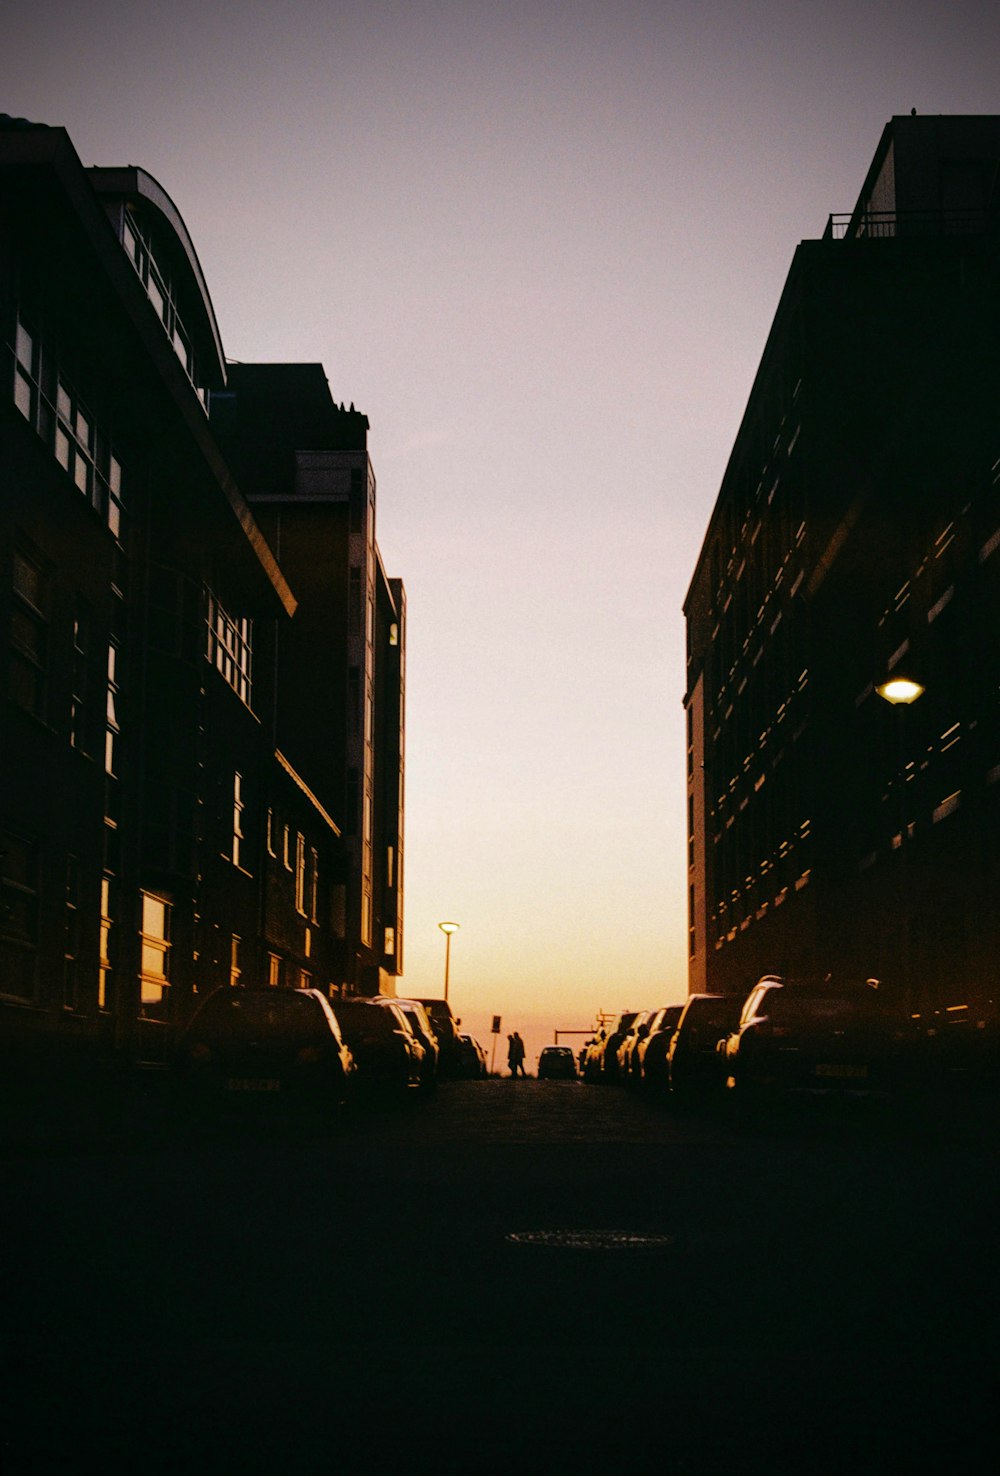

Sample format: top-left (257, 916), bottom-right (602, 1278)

top-left (438, 921), bottom-right (460, 1003)
top-left (877, 677), bottom-right (925, 706)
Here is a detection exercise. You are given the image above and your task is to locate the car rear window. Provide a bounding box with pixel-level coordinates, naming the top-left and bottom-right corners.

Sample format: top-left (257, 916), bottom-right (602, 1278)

top-left (689, 998), bottom-right (741, 1028)
top-left (195, 991), bottom-right (324, 1040)
top-left (334, 1004), bottom-right (399, 1041)
top-left (767, 994), bottom-right (877, 1025)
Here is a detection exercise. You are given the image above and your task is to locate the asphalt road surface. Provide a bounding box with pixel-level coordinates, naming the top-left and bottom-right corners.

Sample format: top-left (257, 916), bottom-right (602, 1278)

top-left (1, 1077), bottom-right (996, 1473)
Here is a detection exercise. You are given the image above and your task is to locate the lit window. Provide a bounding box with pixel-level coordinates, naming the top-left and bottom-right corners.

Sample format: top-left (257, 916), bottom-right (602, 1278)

top-left (105, 641), bottom-right (121, 777)
top-left (266, 808), bottom-right (276, 857)
top-left (98, 875), bottom-right (113, 1010)
top-left (230, 934), bottom-right (241, 988)
top-left (205, 591), bottom-right (252, 706)
top-left (139, 890), bottom-right (171, 1006)
top-left (308, 848), bottom-right (319, 924)
top-left (295, 833), bottom-right (306, 915)
top-left (268, 953), bottom-right (282, 988)
top-left (232, 772), bottom-right (245, 868)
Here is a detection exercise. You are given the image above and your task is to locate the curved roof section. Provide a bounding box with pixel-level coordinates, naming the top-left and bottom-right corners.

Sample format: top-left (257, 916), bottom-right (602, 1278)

top-left (89, 165), bottom-right (227, 386)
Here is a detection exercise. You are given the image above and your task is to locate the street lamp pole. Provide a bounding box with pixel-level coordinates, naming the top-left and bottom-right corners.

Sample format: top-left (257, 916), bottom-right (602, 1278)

top-left (876, 674), bottom-right (925, 1013)
top-left (438, 921), bottom-right (460, 1003)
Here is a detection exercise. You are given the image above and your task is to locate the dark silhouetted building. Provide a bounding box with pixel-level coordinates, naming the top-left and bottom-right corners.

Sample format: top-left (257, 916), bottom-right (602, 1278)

top-left (684, 115), bottom-right (1000, 1022)
top-left (1, 117), bottom-right (405, 1087)
top-left (211, 365), bottom-right (406, 995)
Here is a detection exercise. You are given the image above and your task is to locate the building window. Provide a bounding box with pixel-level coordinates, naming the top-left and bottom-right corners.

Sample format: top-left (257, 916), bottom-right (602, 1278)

top-left (384, 926), bottom-right (395, 957)
top-left (0, 831), bottom-right (39, 1001)
top-left (232, 772), bottom-right (245, 868)
top-left (295, 833), bottom-right (306, 915)
top-left (64, 855), bottom-right (80, 1011)
top-left (105, 641), bottom-right (121, 777)
top-left (282, 824), bottom-right (292, 871)
top-left (205, 591), bottom-right (252, 706)
top-left (9, 548), bottom-right (48, 718)
top-left (268, 953), bottom-right (282, 988)
top-left (266, 808), bottom-right (276, 857)
top-left (11, 313), bottom-right (127, 538)
top-left (98, 874), bottom-right (113, 1010)
top-left (308, 848), bottom-right (319, 925)
top-left (139, 891), bottom-right (171, 1009)
top-left (298, 968), bottom-right (312, 990)
top-left (229, 934), bottom-right (241, 988)
top-left (70, 602), bottom-right (91, 753)
top-left (121, 208), bottom-right (205, 403)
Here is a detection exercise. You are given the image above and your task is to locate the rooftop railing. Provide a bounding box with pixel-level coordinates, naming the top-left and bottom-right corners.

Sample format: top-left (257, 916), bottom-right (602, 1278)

top-left (823, 207), bottom-right (992, 241)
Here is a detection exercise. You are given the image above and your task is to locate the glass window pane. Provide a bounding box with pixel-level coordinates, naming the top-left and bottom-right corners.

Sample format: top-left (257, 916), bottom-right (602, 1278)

top-left (15, 321), bottom-right (34, 370)
top-left (14, 369), bottom-right (33, 420)
top-left (142, 894), bottom-right (167, 938)
top-left (12, 551), bottom-right (42, 608)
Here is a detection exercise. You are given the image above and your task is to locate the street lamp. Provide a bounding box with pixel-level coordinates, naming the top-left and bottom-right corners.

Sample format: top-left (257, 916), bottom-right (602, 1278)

top-left (438, 921), bottom-right (460, 1003)
top-left (876, 676), bottom-right (925, 706)
top-left (877, 672), bottom-right (925, 1013)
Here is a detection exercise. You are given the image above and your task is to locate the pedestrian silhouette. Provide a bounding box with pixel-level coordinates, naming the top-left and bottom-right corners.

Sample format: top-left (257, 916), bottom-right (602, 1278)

top-left (507, 1031), bottom-right (526, 1077)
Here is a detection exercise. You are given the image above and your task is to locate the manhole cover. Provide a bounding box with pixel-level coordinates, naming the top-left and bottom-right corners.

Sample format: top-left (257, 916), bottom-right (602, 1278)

top-left (505, 1229), bottom-right (675, 1251)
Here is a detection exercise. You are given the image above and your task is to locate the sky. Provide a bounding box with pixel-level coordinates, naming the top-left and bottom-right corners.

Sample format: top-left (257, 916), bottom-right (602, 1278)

top-left (4, 0), bottom-right (999, 1068)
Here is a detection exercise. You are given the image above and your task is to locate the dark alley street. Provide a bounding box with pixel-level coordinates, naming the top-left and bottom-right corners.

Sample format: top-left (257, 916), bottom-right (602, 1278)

top-left (1, 1079), bottom-right (996, 1474)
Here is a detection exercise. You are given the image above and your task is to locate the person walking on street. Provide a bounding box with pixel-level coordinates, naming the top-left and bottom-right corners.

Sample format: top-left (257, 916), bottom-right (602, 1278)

top-left (508, 1031), bottom-right (527, 1077)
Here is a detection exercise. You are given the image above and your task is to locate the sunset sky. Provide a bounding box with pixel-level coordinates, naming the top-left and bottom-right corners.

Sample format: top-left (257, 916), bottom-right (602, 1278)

top-left (4, 0), bottom-right (998, 1066)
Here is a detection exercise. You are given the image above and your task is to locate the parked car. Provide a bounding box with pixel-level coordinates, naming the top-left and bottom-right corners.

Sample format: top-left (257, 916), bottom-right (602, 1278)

top-left (666, 993), bottom-right (744, 1103)
top-left (537, 1045), bottom-right (577, 1080)
top-left (634, 1004), bottom-right (684, 1096)
top-left (584, 1012), bottom-right (637, 1083)
top-left (617, 1010), bottom-right (658, 1084)
top-left (416, 998), bottom-right (464, 1078)
top-left (455, 1034), bottom-right (488, 1078)
top-left (333, 998), bottom-right (425, 1097)
top-left (370, 996), bottom-right (440, 1091)
top-left (173, 986), bottom-right (355, 1120)
top-left (720, 977), bottom-right (908, 1107)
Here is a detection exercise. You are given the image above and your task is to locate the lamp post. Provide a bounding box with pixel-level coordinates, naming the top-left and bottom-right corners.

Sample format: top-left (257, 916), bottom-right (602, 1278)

top-left (438, 921), bottom-right (460, 1003)
top-left (876, 673), bottom-right (925, 1012)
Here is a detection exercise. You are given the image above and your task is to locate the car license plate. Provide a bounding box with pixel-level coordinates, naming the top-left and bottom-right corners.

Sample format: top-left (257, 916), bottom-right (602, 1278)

top-left (814, 1063), bottom-right (868, 1079)
top-left (226, 1078), bottom-right (281, 1092)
